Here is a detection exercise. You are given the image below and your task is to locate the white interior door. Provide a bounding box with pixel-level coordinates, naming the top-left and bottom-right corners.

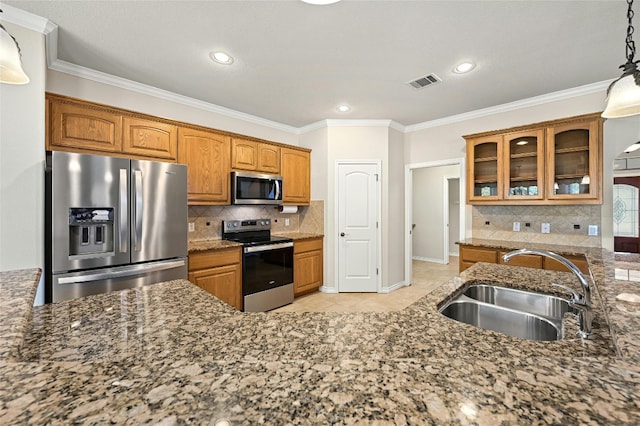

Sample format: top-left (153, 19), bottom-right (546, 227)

top-left (337, 162), bottom-right (379, 292)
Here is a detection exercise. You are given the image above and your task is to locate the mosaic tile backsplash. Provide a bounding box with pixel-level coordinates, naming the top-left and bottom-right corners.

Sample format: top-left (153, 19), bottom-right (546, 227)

top-left (472, 205), bottom-right (602, 247)
top-left (188, 200), bottom-right (324, 241)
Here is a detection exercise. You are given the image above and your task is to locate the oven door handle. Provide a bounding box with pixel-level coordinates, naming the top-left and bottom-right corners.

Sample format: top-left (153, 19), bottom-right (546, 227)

top-left (244, 242), bottom-right (293, 253)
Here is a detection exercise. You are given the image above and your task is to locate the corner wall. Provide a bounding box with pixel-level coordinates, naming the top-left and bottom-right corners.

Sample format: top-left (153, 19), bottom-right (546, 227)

top-left (0, 23), bottom-right (46, 272)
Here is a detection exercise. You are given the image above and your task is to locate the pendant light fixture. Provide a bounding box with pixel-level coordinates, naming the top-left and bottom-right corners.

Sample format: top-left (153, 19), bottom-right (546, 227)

top-left (0, 9), bottom-right (29, 85)
top-left (603, 0), bottom-right (640, 118)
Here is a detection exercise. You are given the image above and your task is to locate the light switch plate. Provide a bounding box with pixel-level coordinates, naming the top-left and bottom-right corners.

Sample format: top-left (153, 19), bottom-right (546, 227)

top-left (513, 222), bottom-right (520, 232)
top-left (588, 225), bottom-right (598, 236)
top-left (541, 223), bottom-right (551, 234)
top-left (188, 222), bottom-right (195, 232)
top-left (285, 218), bottom-right (290, 226)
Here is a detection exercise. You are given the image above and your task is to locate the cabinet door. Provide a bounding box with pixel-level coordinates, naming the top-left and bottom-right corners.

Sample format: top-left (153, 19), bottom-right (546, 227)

top-left (281, 147), bottom-right (310, 205)
top-left (546, 117), bottom-right (602, 203)
top-left (178, 128), bottom-right (230, 204)
top-left (122, 117), bottom-right (177, 161)
top-left (231, 138), bottom-right (258, 171)
top-left (257, 144), bottom-right (281, 174)
top-left (294, 240), bottom-right (323, 296)
top-left (503, 129), bottom-right (545, 201)
top-left (467, 136), bottom-right (503, 203)
top-left (49, 99), bottom-right (122, 153)
top-left (189, 263), bottom-right (241, 310)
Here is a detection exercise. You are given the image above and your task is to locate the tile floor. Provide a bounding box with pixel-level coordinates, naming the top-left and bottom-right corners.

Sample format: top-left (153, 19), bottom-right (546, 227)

top-left (273, 257), bottom-right (459, 313)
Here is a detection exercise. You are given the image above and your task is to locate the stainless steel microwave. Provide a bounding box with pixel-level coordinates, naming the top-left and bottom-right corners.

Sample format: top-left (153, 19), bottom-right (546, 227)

top-left (231, 171), bottom-right (283, 205)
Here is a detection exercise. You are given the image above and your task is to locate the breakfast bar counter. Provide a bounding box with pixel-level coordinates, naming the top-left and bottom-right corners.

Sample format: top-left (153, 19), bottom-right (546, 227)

top-left (2, 243), bottom-right (640, 424)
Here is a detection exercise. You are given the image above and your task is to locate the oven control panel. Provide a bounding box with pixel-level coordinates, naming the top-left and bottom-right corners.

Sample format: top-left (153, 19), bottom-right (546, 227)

top-left (222, 219), bottom-right (271, 233)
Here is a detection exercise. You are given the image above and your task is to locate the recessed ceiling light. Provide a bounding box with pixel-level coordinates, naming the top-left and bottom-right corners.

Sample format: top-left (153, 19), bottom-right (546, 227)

top-left (453, 61), bottom-right (476, 74)
top-left (336, 105), bottom-right (351, 113)
top-left (210, 51), bottom-right (234, 65)
top-left (301, 0), bottom-right (341, 4)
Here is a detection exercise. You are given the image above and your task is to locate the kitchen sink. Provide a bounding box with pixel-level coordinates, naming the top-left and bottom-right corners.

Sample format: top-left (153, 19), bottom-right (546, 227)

top-left (439, 283), bottom-right (572, 341)
top-left (463, 284), bottom-right (572, 319)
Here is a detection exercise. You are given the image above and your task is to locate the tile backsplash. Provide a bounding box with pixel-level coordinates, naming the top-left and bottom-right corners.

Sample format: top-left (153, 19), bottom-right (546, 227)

top-left (188, 200), bottom-right (324, 241)
top-left (472, 205), bottom-right (602, 247)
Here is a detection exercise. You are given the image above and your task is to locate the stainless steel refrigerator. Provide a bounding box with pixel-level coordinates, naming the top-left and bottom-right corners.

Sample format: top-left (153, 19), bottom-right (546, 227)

top-left (45, 151), bottom-right (188, 303)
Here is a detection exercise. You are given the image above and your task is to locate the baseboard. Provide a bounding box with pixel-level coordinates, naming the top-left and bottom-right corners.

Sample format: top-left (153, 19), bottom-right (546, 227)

top-left (412, 256), bottom-right (447, 264)
top-left (319, 285), bottom-right (338, 294)
top-left (378, 280), bottom-right (409, 293)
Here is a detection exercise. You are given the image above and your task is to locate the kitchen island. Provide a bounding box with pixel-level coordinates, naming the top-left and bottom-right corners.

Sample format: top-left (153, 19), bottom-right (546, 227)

top-left (2, 243), bottom-right (640, 424)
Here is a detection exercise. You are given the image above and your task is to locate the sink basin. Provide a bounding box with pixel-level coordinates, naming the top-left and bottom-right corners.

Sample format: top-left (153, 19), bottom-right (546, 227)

top-left (463, 284), bottom-right (572, 320)
top-left (439, 283), bottom-right (573, 341)
top-left (440, 299), bottom-right (562, 341)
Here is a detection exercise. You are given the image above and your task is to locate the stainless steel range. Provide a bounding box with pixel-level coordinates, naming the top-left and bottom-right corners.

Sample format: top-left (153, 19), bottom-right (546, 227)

top-left (222, 219), bottom-right (294, 312)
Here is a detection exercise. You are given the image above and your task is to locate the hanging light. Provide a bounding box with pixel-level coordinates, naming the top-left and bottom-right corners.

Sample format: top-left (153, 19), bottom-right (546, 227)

top-left (603, 0), bottom-right (640, 118)
top-left (0, 9), bottom-right (29, 85)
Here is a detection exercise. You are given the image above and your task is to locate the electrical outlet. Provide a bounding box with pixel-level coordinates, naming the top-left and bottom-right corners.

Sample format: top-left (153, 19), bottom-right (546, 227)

top-left (541, 223), bottom-right (551, 234)
top-left (513, 222), bottom-right (520, 232)
top-left (188, 222), bottom-right (195, 232)
top-left (588, 225), bottom-right (598, 236)
top-left (285, 218), bottom-right (290, 226)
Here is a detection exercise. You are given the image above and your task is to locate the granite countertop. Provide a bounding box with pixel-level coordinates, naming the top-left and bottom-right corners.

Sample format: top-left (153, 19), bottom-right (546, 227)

top-left (2, 243), bottom-right (640, 424)
top-left (188, 233), bottom-right (323, 253)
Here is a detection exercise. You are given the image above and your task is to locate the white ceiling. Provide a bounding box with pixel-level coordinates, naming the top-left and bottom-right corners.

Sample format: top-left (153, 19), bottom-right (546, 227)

top-left (5, 0), bottom-right (625, 128)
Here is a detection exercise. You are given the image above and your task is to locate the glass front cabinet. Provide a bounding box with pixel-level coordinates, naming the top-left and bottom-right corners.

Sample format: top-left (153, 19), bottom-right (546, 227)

top-left (467, 136), bottom-right (503, 202)
top-left (465, 113), bottom-right (603, 205)
top-left (503, 129), bottom-right (545, 201)
top-left (546, 118), bottom-right (602, 202)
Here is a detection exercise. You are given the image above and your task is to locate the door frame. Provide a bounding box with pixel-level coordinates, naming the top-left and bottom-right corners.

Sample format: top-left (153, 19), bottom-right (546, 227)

top-left (334, 160), bottom-right (382, 293)
top-left (405, 158), bottom-right (466, 284)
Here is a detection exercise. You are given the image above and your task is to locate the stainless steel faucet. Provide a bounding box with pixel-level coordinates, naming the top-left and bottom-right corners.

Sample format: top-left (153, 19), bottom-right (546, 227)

top-left (502, 248), bottom-right (593, 339)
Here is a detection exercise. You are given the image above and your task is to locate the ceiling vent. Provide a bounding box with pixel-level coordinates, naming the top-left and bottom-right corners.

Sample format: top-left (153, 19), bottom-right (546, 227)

top-left (408, 73), bottom-right (441, 89)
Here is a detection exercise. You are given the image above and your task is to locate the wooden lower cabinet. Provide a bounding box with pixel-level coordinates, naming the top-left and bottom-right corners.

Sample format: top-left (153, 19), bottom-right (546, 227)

top-left (188, 247), bottom-right (242, 310)
top-left (459, 244), bottom-right (589, 274)
top-left (294, 238), bottom-right (323, 296)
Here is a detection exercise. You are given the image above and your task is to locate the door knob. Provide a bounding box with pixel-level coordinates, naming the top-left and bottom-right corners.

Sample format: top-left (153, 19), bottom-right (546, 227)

top-left (340, 232), bottom-right (345, 237)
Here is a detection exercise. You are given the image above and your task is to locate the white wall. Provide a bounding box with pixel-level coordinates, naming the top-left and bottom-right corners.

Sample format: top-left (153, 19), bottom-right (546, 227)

top-left (386, 127), bottom-right (405, 287)
top-left (448, 178), bottom-right (460, 256)
top-left (324, 125), bottom-right (389, 292)
top-left (412, 165), bottom-right (458, 262)
top-left (0, 22), bottom-right (46, 303)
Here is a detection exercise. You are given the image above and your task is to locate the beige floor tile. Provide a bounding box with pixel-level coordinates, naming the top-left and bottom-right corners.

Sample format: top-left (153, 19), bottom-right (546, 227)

top-left (272, 258), bottom-right (459, 313)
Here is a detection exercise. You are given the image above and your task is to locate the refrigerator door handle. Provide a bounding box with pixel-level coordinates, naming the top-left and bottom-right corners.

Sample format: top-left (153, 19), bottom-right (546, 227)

top-left (133, 169), bottom-right (143, 252)
top-left (119, 168), bottom-right (128, 253)
top-left (57, 259), bottom-right (186, 284)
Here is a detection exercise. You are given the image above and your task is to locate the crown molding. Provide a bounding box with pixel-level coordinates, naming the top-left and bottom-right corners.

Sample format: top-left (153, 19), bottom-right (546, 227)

top-left (404, 80), bottom-right (612, 133)
top-left (47, 58), bottom-right (300, 134)
top-left (298, 119), bottom-right (405, 134)
top-left (0, 2), bottom-right (50, 33)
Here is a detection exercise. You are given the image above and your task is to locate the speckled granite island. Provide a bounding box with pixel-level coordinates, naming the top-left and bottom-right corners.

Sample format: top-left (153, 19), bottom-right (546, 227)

top-left (2, 239), bottom-right (640, 424)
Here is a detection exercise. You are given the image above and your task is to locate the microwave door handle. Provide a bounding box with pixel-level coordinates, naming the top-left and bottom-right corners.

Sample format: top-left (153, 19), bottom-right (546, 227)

top-left (275, 179), bottom-right (281, 200)
top-left (133, 169), bottom-right (143, 252)
top-left (119, 169), bottom-right (128, 253)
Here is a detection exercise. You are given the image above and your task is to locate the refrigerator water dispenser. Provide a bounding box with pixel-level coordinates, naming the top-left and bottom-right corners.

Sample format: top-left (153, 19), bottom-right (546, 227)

top-left (68, 208), bottom-right (114, 256)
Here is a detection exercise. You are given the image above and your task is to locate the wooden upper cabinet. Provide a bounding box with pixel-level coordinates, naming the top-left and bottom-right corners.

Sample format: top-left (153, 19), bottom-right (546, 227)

top-left (122, 117), bottom-right (177, 160)
top-left (49, 98), bottom-right (123, 153)
top-left (178, 127), bottom-right (230, 205)
top-left (466, 136), bottom-right (503, 203)
top-left (281, 147), bottom-right (311, 205)
top-left (231, 138), bottom-right (281, 174)
top-left (465, 112), bottom-right (603, 205)
top-left (546, 116), bottom-right (603, 203)
top-left (257, 144), bottom-right (281, 174)
top-left (503, 129), bottom-right (545, 201)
